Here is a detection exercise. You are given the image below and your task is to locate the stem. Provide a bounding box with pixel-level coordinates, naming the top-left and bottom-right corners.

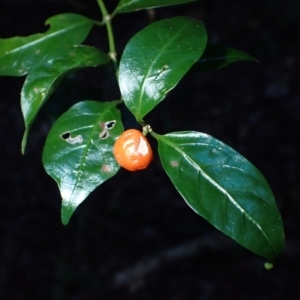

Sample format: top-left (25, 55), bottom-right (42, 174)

top-left (97, 0), bottom-right (118, 78)
top-left (112, 99), bottom-right (123, 106)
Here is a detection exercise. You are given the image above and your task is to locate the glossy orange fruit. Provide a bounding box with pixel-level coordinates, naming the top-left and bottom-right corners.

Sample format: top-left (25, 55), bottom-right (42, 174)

top-left (113, 129), bottom-right (153, 171)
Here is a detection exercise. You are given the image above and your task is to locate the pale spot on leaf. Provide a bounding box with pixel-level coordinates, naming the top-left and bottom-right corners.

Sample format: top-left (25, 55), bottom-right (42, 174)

top-left (60, 132), bottom-right (83, 144)
top-left (171, 160), bottom-right (179, 167)
top-left (101, 165), bottom-right (112, 173)
top-left (99, 130), bottom-right (109, 139)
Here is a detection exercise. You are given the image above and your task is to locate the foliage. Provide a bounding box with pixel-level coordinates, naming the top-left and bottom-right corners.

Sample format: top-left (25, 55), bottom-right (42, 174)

top-left (0, 0), bottom-right (284, 262)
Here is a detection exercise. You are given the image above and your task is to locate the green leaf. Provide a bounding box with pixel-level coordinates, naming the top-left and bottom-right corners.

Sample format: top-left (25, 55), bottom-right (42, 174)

top-left (153, 131), bottom-right (284, 261)
top-left (191, 45), bottom-right (258, 72)
top-left (115, 0), bottom-right (196, 13)
top-left (21, 45), bottom-right (109, 154)
top-left (42, 101), bottom-right (123, 225)
top-left (119, 17), bottom-right (207, 120)
top-left (0, 13), bottom-right (94, 76)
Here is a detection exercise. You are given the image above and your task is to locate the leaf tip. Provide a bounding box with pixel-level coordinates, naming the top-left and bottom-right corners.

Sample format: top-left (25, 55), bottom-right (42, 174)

top-left (61, 216), bottom-right (70, 226)
top-left (61, 198), bottom-right (76, 225)
top-left (61, 205), bottom-right (73, 225)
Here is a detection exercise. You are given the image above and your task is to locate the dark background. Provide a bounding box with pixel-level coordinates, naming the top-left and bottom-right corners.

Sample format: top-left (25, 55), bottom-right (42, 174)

top-left (0, 0), bottom-right (299, 299)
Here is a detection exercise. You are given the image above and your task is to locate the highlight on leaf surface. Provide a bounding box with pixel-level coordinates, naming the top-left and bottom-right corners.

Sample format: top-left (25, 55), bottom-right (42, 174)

top-left (0, 13), bottom-right (94, 76)
top-left (115, 0), bottom-right (196, 14)
top-left (119, 16), bottom-right (207, 120)
top-left (21, 45), bottom-right (109, 153)
top-left (42, 101), bottom-right (123, 225)
top-left (152, 131), bottom-right (284, 261)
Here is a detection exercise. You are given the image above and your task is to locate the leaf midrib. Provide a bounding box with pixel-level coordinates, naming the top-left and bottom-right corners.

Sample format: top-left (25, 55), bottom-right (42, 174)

top-left (3, 19), bottom-right (90, 56)
top-left (22, 49), bottom-right (108, 127)
top-left (67, 105), bottom-right (114, 203)
top-left (160, 134), bottom-right (278, 256)
top-left (116, 0), bottom-right (196, 12)
top-left (137, 17), bottom-right (191, 117)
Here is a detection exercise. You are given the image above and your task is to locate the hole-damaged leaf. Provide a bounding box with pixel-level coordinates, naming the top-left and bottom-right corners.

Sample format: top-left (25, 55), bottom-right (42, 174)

top-left (115, 0), bottom-right (196, 14)
top-left (191, 45), bottom-right (258, 72)
top-left (0, 13), bottom-right (94, 76)
top-left (21, 45), bottom-right (109, 154)
top-left (42, 101), bottom-right (123, 225)
top-left (119, 16), bottom-right (207, 120)
top-left (153, 131), bottom-right (284, 261)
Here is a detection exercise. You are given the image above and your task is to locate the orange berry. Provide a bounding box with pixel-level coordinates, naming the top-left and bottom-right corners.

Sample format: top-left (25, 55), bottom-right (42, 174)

top-left (113, 129), bottom-right (153, 171)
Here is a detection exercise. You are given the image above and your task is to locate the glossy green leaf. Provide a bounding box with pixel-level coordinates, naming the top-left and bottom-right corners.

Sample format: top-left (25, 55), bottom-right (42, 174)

top-left (42, 101), bottom-right (123, 225)
top-left (192, 45), bottom-right (258, 72)
top-left (0, 13), bottom-right (94, 76)
top-left (153, 131), bottom-right (284, 260)
top-left (119, 17), bottom-right (207, 120)
top-left (21, 45), bottom-right (109, 154)
top-left (115, 0), bottom-right (196, 13)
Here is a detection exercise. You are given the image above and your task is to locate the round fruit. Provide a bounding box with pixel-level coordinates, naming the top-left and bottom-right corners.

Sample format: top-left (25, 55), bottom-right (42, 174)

top-left (113, 129), bottom-right (153, 171)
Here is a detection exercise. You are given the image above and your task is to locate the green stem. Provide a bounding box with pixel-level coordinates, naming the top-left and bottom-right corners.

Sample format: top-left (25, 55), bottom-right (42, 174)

top-left (97, 0), bottom-right (118, 78)
top-left (112, 99), bottom-right (123, 106)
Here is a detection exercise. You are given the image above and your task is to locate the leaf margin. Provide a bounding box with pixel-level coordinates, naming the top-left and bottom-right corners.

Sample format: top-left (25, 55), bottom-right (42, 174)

top-left (21, 45), bottom-right (110, 154)
top-left (42, 100), bottom-right (123, 225)
top-left (152, 130), bottom-right (285, 261)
